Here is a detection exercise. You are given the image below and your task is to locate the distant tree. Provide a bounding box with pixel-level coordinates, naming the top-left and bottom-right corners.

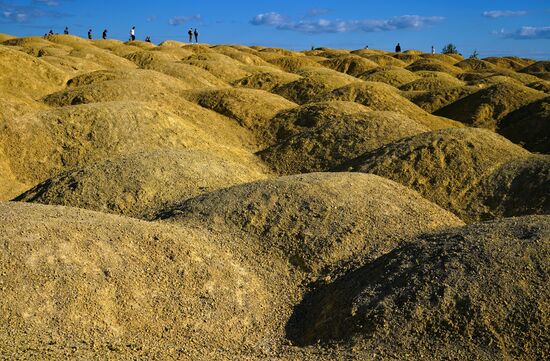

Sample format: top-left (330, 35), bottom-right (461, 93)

top-left (441, 43), bottom-right (459, 55)
top-left (469, 50), bottom-right (479, 59)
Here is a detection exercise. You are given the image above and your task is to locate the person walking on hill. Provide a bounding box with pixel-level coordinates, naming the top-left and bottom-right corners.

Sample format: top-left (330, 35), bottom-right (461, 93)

top-left (88, 29), bottom-right (92, 40)
top-left (130, 26), bottom-right (136, 41)
top-left (102, 29), bottom-right (108, 40)
top-left (395, 43), bottom-right (401, 52)
top-left (431, 45), bottom-right (435, 55)
top-left (64, 26), bottom-right (69, 35)
top-left (188, 28), bottom-right (193, 43)
top-left (194, 28), bottom-right (199, 43)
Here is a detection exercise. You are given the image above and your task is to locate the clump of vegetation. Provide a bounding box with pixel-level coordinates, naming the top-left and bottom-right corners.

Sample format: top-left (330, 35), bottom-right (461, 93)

top-left (469, 50), bottom-right (479, 59)
top-left (442, 43), bottom-right (460, 55)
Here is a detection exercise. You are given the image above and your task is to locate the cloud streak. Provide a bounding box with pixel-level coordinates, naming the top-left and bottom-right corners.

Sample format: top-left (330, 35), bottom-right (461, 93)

top-left (0, 1), bottom-right (67, 23)
top-left (496, 26), bottom-right (550, 39)
top-left (482, 10), bottom-right (528, 18)
top-left (251, 12), bottom-right (444, 33)
top-left (168, 15), bottom-right (201, 26)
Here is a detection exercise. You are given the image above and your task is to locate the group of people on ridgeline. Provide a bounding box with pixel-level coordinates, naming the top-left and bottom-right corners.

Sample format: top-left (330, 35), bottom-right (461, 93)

top-left (188, 28), bottom-right (199, 43)
top-left (45, 25), bottom-right (200, 44)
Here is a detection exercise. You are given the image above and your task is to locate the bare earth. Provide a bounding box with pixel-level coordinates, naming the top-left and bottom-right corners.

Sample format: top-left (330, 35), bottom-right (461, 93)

top-left (0, 34), bottom-right (548, 359)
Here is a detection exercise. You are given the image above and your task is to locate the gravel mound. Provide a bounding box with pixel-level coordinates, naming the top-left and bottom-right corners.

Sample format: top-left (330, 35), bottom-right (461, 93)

top-left (258, 108), bottom-right (428, 174)
top-left (158, 172), bottom-right (464, 274)
top-left (0, 202), bottom-right (273, 355)
top-left (14, 149), bottom-right (268, 220)
top-left (435, 82), bottom-right (547, 129)
top-left (498, 97), bottom-right (550, 153)
top-left (317, 81), bottom-right (462, 130)
top-left (339, 128), bottom-right (536, 222)
top-left (287, 216), bottom-right (550, 360)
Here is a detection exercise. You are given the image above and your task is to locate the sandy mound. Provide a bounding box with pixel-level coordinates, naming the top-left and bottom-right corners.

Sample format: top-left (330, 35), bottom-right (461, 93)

top-left (14, 149), bottom-right (268, 219)
top-left (435, 82), bottom-right (547, 129)
top-left (399, 76), bottom-right (465, 91)
top-left (124, 51), bottom-right (228, 88)
top-left (258, 108), bottom-right (429, 174)
top-left (211, 45), bottom-right (269, 66)
top-left (267, 56), bottom-right (323, 73)
top-left (0, 33), bottom-right (15, 42)
top-left (358, 66), bottom-right (420, 87)
top-left (474, 155), bottom-right (550, 218)
top-left (403, 85), bottom-right (480, 113)
top-left (184, 88), bottom-right (296, 146)
top-left (158, 172), bottom-right (463, 274)
top-left (484, 57), bottom-right (528, 71)
top-left (319, 56), bottom-right (378, 76)
top-left (498, 97), bottom-right (550, 153)
top-left (419, 53), bottom-right (461, 64)
top-left (454, 58), bottom-right (497, 71)
top-left (0, 101), bottom-right (263, 187)
top-left (42, 69), bottom-right (192, 107)
top-left (305, 48), bottom-right (350, 58)
top-left (527, 80), bottom-right (550, 93)
top-left (316, 82), bottom-right (461, 130)
top-left (233, 71), bottom-right (302, 91)
top-left (0, 201), bottom-right (272, 355)
top-left (0, 45), bottom-right (67, 100)
top-left (150, 44), bottom-right (195, 59)
top-left (392, 53), bottom-right (422, 64)
top-left (406, 58), bottom-right (463, 75)
top-left (287, 215), bottom-right (549, 360)
top-left (272, 68), bottom-right (360, 104)
top-left (91, 39), bottom-right (144, 57)
top-left (520, 61), bottom-right (550, 79)
top-left (339, 128), bottom-right (533, 222)
top-left (358, 54), bottom-right (406, 67)
top-left (181, 53), bottom-right (251, 82)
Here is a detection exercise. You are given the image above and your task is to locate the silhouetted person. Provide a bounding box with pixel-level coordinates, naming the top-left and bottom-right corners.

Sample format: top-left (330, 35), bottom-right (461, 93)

top-left (194, 28), bottom-right (199, 43)
top-left (395, 43), bottom-right (401, 52)
top-left (102, 29), bottom-right (108, 39)
top-left (130, 26), bottom-right (136, 41)
top-left (188, 28), bottom-right (193, 43)
top-left (88, 29), bottom-right (92, 40)
top-left (64, 26), bottom-right (69, 35)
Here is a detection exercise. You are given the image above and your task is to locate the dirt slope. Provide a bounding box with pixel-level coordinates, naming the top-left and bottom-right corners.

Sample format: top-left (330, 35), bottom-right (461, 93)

top-left (288, 215), bottom-right (550, 360)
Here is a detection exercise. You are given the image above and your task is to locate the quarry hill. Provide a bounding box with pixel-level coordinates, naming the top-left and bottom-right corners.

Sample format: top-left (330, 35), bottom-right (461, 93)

top-left (0, 34), bottom-right (548, 359)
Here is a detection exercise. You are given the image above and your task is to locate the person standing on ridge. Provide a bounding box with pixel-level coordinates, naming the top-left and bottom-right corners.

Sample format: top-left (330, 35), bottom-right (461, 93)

top-left (395, 43), bottom-right (401, 52)
top-left (188, 28), bottom-right (193, 43)
top-left (431, 45), bottom-right (435, 54)
top-left (194, 28), bottom-right (199, 43)
top-left (130, 26), bottom-right (136, 41)
top-left (88, 29), bottom-right (92, 40)
top-left (102, 29), bottom-right (108, 40)
top-left (64, 26), bottom-right (69, 35)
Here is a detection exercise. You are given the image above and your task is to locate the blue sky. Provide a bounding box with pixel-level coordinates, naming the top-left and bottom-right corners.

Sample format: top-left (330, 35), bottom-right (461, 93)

top-left (0, 0), bottom-right (549, 58)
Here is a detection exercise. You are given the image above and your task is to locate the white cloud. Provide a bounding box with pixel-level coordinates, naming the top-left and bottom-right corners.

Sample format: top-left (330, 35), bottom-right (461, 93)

top-left (250, 12), bottom-right (287, 26)
top-left (0, 1), bottom-right (67, 22)
top-left (168, 15), bottom-right (201, 26)
top-left (482, 10), bottom-right (528, 18)
top-left (147, 15), bottom-right (157, 23)
top-left (498, 26), bottom-right (550, 39)
top-left (251, 12), bottom-right (444, 33)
